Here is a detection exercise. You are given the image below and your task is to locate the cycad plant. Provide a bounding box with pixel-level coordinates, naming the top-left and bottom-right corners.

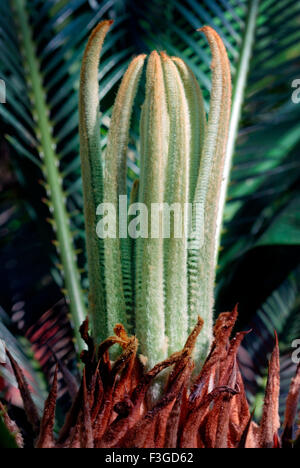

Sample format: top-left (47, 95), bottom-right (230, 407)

top-left (79, 21), bottom-right (231, 369)
top-left (1, 17), bottom-right (300, 449)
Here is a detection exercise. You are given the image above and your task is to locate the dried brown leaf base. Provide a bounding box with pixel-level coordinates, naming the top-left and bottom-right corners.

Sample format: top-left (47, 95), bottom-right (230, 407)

top-left (2, 307), bottom-right (300, 448)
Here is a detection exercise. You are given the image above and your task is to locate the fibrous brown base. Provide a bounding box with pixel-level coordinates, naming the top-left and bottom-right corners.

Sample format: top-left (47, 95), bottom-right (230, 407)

top-left (2, 307), bottom-right (300, 448)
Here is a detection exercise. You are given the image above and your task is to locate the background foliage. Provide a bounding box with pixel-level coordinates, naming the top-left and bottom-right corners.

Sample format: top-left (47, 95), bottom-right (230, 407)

top-left (0, 0), bottom-right (299, 428)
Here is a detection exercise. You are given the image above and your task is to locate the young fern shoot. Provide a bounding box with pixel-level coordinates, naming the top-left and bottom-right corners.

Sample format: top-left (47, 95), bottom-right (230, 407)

top-left (79, 22), bottom-right (232, 366)
top-left (188, 27), bottom-right (232, 360)
top-left (79, 21), bottom-right (113, 343)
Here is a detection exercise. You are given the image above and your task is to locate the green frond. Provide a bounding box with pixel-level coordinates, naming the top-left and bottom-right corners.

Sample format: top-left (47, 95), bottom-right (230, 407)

top-left (135, 52), bottom-right (169, 368)
top-left (1, 0), bottom-right (299, 387)
top-left (103, 53), bottom-right (146, 335)
top-left (188, 26), bottom-right (232, 360)
top-left (79, 20), bottom-right (113, 343)
top-left (240, 267), bottom-right (300, 419)
top-left (161, 53), bottom-right (190, 355)
top-left (6, 0), bottom-right (87, 352)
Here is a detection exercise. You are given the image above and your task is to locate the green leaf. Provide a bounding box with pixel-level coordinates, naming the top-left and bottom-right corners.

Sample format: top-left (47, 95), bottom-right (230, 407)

top-left (162, 52), bottom-right (190, 355)
top-left (134, 0), bottom-right (300, 280)
top-left (103, 54), bottom-right (146, 336)
top-left (1, 3), bottom-right (136, 346)
top-left (11, 0), bottom-right (87, 352)
top-left (257, 196), bottom-right (300, 246)
top-left (215, 0), bottom-right (260, 247)
top-left (135, 52), bottom-right (169, 368)
top-left (188, 26), bottom-right (232, 361)
top-left (239, 267), bottom-right (300, 419)
top-left (79, 20), bottom-right (113, 343)
top-left (1, 0), bottom-right (299, 381)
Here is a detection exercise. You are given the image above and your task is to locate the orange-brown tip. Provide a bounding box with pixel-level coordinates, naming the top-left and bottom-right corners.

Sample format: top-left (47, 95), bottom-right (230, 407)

top-left (160, 51), bottom-right (169, 61)
top-left (89, 20), bottom-right (113, 39)
top-left (274, 330), bottom-right (279, 346)
top-left (149, 50), bottom-right (160, 59)
top-left (197, 25), bottom-right (212, 33)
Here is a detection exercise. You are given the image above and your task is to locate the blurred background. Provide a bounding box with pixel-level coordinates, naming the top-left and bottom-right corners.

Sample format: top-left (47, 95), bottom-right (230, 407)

top-left (0, 0), bottom-right (299, 423)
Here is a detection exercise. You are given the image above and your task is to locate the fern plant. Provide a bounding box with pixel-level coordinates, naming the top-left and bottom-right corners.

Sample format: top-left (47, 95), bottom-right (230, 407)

top-left (1, 0), bottom-right (299, 348)
top-left (79, 21), bottom-right (231, 368)
top-left (239, 266), bottom-right (300, 421)
top-left (0, 0), bottom-right (300, 449)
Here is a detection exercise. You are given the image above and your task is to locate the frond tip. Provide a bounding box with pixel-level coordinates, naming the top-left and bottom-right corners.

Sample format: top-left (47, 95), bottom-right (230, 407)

top-left (188, 26), bottom-right (232, 361)
top-left (79, 20), bottom-right (113, 344)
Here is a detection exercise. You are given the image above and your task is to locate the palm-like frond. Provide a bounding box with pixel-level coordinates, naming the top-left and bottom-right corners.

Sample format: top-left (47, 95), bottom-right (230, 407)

top-left (220, 0), bottom-right (300, 273)
top-left (0, 0), bottom-right (139, 350)
top-left (138, 0), bottom-right (300, 334)
top-left (0, 0), bottom-right (143, 404)
top-left (0, 0), bottom-right (299, 409)
top-left (239, 266), bottom-right (300, 419)
top-left (0, 0), bottom-right (299, 448)
top-left (132, 0), bottom-right (300, 260)
top-left (0, 159), bottom-right (77, 411)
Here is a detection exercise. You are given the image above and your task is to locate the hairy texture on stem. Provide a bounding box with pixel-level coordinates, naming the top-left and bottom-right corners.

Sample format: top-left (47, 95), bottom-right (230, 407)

top-left (103, 55), bottom-right (146, 335)
top-left (79, 21), bottom-right (113, 343)
top-left (136, 52), bottom-right (169, 369)
top-left (161, 52), bottom-right (190, 355)
top-left (190, 26), bottom-right (232, 363)
top-left (171, 58), bottom-right (207, 339)
top-left (259, 333), bottom-right (281, 448)
top-left (79, 24), bottom-right (232, 367)
top-left (171, 58), bottom-right (207, 205)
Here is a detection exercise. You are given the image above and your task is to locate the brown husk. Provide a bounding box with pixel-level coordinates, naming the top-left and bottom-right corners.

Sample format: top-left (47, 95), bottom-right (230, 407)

top-left (2, 310), bottom-right (300, 448)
